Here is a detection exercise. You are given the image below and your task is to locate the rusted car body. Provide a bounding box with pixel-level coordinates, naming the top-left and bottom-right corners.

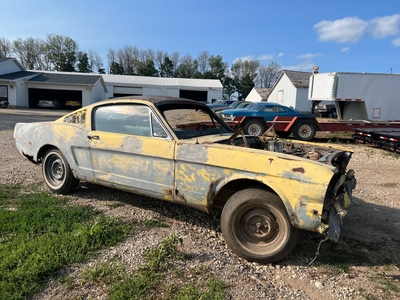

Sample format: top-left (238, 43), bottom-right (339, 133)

top-left (14, 96), bottom-right (356, 263)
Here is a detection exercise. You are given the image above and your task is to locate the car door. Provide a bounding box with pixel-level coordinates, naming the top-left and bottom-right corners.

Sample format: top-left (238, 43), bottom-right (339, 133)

top-left (87, 103), bottom-right (175, 201)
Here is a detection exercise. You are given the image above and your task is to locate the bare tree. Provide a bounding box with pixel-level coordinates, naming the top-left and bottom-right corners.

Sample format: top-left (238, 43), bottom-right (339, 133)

top-left (116, 45), bottom-right (138, 75)
top-left (257, 61), bottom-right (281, 88)
top-left (231, 59), bottom-right (260, 80)
top-left (154, 50), bottom-right (167, 70)
top-left (12, 37), bottom-right (44, 70)
top-left (170, 52), bottom-right (180, 74)
top-left (107, 48), bottom-right (117, 73)
top-left (0, 37), bottom-right (12, 57)
top-left (88, 50), bottom-right (104, 73)
top-left (197, 50), bottom-right (210, 75)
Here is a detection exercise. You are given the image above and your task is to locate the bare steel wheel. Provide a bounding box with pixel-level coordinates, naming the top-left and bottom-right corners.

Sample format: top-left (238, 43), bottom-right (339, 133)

top-left (221, 188), bottom-right (299, 263)
top-left (42, 148), bottom-right (79, 194)
top-left (244, 120), bottom-right (265, 136)
top-left (293, 121), bottom-right (316, 141)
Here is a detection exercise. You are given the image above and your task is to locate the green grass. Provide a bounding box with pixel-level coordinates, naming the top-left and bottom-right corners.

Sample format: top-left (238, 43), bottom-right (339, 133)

top-left (0, 184), bottom-right (227, 299)
top-left (0, 184), bottom-right (133, 300)
top-left (80, 233), bottom-right (226, 299)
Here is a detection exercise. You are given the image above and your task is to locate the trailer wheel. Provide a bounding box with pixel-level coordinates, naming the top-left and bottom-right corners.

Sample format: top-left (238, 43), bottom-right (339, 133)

top-left (244, 120), bottom-right (266, 136)
top-left (293, 121), bottom-right (316, 141)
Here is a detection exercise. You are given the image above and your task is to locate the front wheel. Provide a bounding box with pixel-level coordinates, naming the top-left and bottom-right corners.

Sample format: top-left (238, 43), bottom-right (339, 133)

top-left (243, 120), bottom-right (266, 136)
top-left (42, 148), bottom-right (79, 194)
top-left (221, 188), bottom-right (299, 263)
top-left (292, 121), bottom-right (316, 141)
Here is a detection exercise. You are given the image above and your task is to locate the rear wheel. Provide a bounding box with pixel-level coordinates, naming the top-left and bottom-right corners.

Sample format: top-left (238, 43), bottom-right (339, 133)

top-left (221, 188), bottom-right (300, 263)
top-left (243, 120), bottom-right (266, 136)
top-left (42, 148), bottom-right (79, 194)
top-left (293, 121), bottom-right (316, 141)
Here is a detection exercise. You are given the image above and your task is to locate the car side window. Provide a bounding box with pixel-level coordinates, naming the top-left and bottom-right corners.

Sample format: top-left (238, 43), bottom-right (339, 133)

top-left (93, 104), bottom-right (166, 138)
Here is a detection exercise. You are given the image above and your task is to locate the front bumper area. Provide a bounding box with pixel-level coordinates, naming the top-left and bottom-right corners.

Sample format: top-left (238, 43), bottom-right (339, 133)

top-left (319, 169), bottom-right (356, 242)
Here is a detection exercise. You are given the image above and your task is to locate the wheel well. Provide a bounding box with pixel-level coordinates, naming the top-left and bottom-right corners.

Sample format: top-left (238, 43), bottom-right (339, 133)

top-left (211, 179), bottom-right (276, 210)
top-left (37, 145), bottom-right (57, 162)
top-left (242, 117), bottom-right (267, 127)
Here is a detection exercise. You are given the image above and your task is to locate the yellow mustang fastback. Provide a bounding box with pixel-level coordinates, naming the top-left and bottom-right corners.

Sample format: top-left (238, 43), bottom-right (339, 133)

top-left (14, 96), bottom-right (356, 263)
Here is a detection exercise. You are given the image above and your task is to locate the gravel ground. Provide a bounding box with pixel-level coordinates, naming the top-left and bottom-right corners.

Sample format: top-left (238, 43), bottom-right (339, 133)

top-left (1, 110), bottom-right (400, 299)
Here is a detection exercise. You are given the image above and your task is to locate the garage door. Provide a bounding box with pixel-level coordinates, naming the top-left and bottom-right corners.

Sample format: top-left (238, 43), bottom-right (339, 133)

top-left (113, 87), bottom-right (142, 96)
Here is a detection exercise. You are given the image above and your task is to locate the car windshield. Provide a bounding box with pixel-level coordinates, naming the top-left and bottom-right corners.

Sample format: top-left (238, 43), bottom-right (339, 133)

top-left (228, 102), bottom-right (239, 108)
top-left (247, 103), bottom-right (264, 111)
top-left (159, 105), bottom-right (233, 139)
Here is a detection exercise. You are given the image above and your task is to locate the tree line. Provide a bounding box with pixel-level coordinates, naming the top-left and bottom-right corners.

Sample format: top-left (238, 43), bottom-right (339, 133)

top-left (0, 34), bottom-right (281, 100)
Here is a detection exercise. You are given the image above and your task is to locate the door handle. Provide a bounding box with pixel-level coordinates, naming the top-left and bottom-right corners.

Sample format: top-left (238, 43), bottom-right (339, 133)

top-left (87, 134), bottom-right (99, 140)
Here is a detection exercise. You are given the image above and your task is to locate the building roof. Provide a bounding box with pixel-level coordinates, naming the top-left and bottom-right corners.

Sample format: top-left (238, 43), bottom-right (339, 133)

top-left (254, 88), bottom-right (271, 100)
top-left (102, 74), bottom-right (222, 88)
top-left (0, 57), bottom-right (14, 63)
top-left (282, 70), bottom-right (310, 88)
top-left (28, 71), bottom-right (103, 85)
top-left (0, 71), bottom-right (39, 80)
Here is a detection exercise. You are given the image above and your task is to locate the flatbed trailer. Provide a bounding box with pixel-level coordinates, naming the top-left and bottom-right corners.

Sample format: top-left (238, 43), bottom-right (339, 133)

top-left (353, 128), bottom-right (400, 152)
top-left (227, 116), bottom-right (400, 142)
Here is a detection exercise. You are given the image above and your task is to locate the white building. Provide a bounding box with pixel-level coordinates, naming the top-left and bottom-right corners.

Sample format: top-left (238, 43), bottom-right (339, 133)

top-left (245, 87), bottom-right (271, 102)
top-left (267, 70), bottom-right (311, 112)
top-left (0, 57), bottom-right (223, 109)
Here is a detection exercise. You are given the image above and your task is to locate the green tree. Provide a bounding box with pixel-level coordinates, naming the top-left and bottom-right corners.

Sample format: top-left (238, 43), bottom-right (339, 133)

top-left (159, 56), bottom-right (174, 77)
top-left (203, 55), bottom-right (227, 79)
top-left (237, 73), bottom-right (255, 100)
top-left (137, 59), bottom-right (158, 76)
top-left (110, 61), bottom-right (124, 74)
top-left (42, 34), bottom-right (79, 71)
top-left (222, 76), bottom-right (236, 100)
top-left (174, 54), bottom-right (198, 78)
top-left (77, 52), bottom-right (92, 73)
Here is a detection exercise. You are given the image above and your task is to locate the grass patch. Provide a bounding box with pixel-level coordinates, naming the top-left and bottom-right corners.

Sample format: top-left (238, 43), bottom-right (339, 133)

top-left (370, 275), bottom-right (400, 293)
top-left (80, 233), bottom-right (226, 299)
top-left (0, 184), bottom-right (133, 300)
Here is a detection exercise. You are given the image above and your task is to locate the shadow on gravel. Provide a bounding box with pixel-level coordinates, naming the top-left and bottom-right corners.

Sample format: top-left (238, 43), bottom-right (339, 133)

top-left (72, 183), bottom-right (400, 268)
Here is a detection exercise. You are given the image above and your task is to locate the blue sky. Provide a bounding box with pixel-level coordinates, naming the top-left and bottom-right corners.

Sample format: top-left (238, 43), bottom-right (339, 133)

top-left (1, 0), bottom-right (399, 74)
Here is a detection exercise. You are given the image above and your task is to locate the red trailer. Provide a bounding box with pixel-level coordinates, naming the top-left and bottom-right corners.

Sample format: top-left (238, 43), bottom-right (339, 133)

top-left (227, 116), bottom-right (400, 143)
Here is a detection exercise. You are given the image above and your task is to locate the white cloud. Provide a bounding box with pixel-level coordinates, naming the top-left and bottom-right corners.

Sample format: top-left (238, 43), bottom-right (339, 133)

top-left (341, 47), bottom-right (350, 52)
top-left (282, 61), bottom-right (316, 72)
top-left (297, 53), bottom-right (322, 60)
top-left (393, 38), bottom-right (400, 47)
top-left (233, 55), bottom-right (254, 63)
top-left (234, 53), bottom-right (285, 63)
top-left (257, 54), bottom-right (275, 61)
top-left (314, 14), bottom-right (400, 45)
top-left (368, 14), bottom-right (400, 38)
top-left (314, 17), bottom-right (368, 43)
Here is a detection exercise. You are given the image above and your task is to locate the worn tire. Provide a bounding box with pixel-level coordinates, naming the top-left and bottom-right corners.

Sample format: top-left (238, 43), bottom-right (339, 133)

top-left (292, 121), bottom-right (316, 141)
top-left (221, 188), bottom-right (300, 263)
top-left (243, 120), bottom-right (266, 136)
top-left (42, 148), bottom-right (79, 194)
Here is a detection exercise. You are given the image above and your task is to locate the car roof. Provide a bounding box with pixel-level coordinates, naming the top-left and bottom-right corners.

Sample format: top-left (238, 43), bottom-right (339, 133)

top-left (91, 96), bottom-right (208, 109)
